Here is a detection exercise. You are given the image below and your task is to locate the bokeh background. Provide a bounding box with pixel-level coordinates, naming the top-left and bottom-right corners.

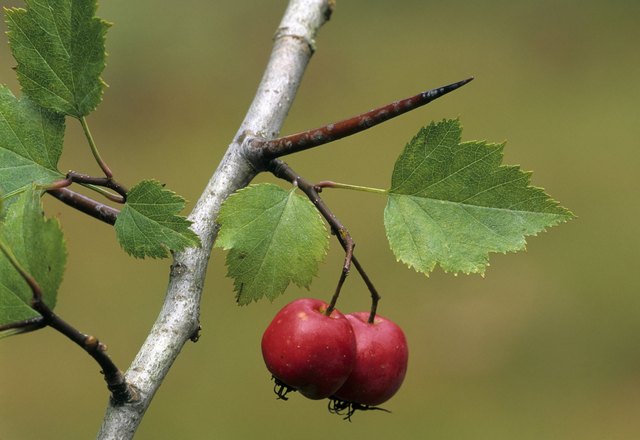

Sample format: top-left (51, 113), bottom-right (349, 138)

top-left (1, 0), bottom-right (639, 438)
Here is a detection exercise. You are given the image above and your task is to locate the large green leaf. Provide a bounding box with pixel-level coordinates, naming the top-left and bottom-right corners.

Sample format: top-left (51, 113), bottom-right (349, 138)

top-left (114, 180), bottom-right (200, 259)
top-left (0, 85), bottom-right (64, 198)
top-left (5, 0), bottom-right (110, 117)
top-left (0, 187), bottom-right (66, 335)
top-left (215, 183), bottom-right (329, 305)
top-left (384, 119), bottom-right (573, 275)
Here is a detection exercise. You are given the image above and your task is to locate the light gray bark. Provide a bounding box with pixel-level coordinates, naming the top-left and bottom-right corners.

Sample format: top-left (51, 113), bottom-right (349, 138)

top-left (96, 1), bottom-right (333, 438)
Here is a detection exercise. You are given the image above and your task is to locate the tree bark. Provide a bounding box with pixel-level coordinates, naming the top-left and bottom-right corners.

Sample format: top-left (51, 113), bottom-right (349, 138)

top-left (96, 1), bottom-right (333, 438)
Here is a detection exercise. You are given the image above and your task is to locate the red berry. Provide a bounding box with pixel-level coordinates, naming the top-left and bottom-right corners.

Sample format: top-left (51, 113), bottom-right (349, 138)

top-left (261, 298), bottom-right (356, 400)
top-left (333, 312), bottom-right (408, 406)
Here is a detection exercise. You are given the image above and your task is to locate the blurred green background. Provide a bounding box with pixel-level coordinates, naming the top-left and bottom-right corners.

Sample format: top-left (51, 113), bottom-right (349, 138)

top-left (1, 0), bottom-right (639, 438)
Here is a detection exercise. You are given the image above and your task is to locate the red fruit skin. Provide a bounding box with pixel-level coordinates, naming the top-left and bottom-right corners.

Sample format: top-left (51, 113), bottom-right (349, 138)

top-left (333, 312), bottom-right (408, 406)
top-left (261, 298), bottom-right (356, 400)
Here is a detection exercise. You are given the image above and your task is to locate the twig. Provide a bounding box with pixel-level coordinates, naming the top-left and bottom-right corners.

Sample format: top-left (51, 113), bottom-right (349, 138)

top-left (47, 188), bottom-right (119, 225)
top-left (0, 239), bottom-right (136, 404)
top-left (66, 171), bottom-right (128, 201)
top-left (34, 302), bottom-right (138, 405)
top-left (51, 171), bottom-right (128, 202)
top-left (253, 77), bottom-right (473, 159)
top-left (269, 159), bottom-right (381, 319)
top-left (0, 316), bottom-right (46, 335)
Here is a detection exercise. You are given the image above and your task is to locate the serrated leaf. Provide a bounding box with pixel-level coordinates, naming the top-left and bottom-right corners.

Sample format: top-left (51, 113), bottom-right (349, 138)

top-left (5, 0), bottom-right (110, 117)
top-left (114, 180), bottom-right (200, 259)
top-left (215, 183), bottom-right (329, 305)
top-left (0, 85), bottom-right (65, 198)
top-left (0, 187), bottom-right (66, 336)
top-left (384, 119), bottom-right (573, 275)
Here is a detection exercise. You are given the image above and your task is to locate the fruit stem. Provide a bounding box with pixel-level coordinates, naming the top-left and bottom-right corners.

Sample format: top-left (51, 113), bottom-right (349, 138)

top-left (367, 285), bottom-right (379, 324)
top-left (325, 257), bottom-right (350, 316)
top-left (270, 159), bottom-right (381, 317)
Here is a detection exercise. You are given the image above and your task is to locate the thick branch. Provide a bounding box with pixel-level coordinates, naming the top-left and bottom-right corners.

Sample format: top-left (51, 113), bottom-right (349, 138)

top-left (96, 1), bottom-right (333, 438)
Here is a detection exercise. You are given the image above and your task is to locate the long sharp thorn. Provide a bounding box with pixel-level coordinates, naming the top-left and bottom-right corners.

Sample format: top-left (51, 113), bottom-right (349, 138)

top-left (422, 77), bottom-right (474, 101)
top-left (261, 77), bottom-right (474, 158)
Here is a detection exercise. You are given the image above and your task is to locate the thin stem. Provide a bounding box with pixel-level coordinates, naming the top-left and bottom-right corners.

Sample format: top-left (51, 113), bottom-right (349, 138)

top-left (45, 178), bottom-right (73, 191)
top-left (46, 174), bottom-right (126, 203)
top-left (315, 180), bottom-right (387, 195)
top-left (354, 254), bottom-right (379, 324)
top-left (0, 316), bottom-right (46, 335)
top-left (80, 117), bottom-right (113, 179)
top-left (0, 239), bottom-right (43, 302)
top-left (269, 159), bottom-right (380, 313)
top-left (84, 184), bottom-right (126, 204)
top-left (43, 310), bottom-right (138, 405)
top-left (326, 265), bottom-right (349, 316)
top-left (67, 171), bottom-right (128, 201)
top-left (326, 231), bottom-right (354, 316)
top-left (47, 188), bottom-right (119, 225)
top-left (254, 77), bottom-right (474, 159)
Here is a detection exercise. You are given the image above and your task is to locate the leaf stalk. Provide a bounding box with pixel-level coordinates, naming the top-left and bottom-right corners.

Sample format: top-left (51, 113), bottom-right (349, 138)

top-left (80, 117), bottom-right (114, 179)
top-left (315, 181), bottom-right (387, 195)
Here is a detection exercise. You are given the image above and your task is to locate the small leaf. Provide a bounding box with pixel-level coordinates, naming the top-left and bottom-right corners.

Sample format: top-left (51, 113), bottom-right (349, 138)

top-left (115, 180), bottom-right (200, 259)
top-left (384, 119), bottom-right (573, 275)
top-left (215, 183), bottom-right (329, 305)
top-left (0, 85), bottom-right (65, 198)
top-left (0, 187), bottom-right (66, 335)
top-left (5, 0), bottom-right (110, 117)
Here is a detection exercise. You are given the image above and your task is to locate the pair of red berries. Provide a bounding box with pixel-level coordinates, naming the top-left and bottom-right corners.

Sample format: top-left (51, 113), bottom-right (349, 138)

top-left (261, 298), bottom-right (408, 415)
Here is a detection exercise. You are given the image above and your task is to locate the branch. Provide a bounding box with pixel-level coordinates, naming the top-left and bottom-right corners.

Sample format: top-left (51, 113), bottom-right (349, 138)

top-left (97, 1), bottom-right (334, 438)
top-left (0, 316), bottom-right (45, 335)
top-left (63, 171), bottom-right (128, 201)
top-left (34, 305), bottom-right (136, 405)
top-left (47, 188), bottom-right (119, 225)
top-left (0, 239), bottom-right (134, 403)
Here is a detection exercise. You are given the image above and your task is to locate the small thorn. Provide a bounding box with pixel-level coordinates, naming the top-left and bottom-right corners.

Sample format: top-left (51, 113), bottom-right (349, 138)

top-left (447, 76), bottom-right (475, 89)
top-left (190, 325), bottom-right (202, 342)
top-left (423, 77), bottom-right (475, 100)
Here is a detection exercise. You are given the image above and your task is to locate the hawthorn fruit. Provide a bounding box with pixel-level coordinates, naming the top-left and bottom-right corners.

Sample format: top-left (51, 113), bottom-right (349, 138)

top-left (333, 312), bottom-right (408, 406)
top-left (261, 298), bottom-right (356, 400)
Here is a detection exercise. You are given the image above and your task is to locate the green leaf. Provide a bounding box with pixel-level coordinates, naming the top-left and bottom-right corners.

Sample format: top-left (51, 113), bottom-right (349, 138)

top-left (0, 85), bottom-right (65, 198)
top-left (384, 119), bottom-right (573, 275)
top-left (0, 187), bottom-right (66, 335)
top-left (215, 183), bottom-right (329, 305)
top-left (5, 0), bottom-right (110, 117)
top-left (115, 180), bottom-right (200, 259)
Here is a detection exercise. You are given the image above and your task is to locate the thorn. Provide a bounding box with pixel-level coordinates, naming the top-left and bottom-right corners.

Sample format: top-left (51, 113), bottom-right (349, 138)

top-left (422, 77), bottom-right (475, 100)
top-left (190, 325), bottom-right (202, 342)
